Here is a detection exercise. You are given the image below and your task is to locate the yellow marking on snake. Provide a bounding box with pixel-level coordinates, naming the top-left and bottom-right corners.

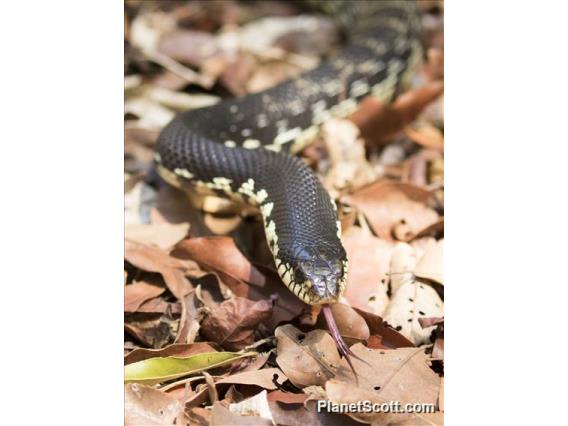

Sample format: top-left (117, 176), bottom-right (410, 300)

top-left (174, 168), bottom-right (194, 179)
top-left (260, 202), bottom-right (274, 218)
top-left (243, 139), bottom-right (261, 149)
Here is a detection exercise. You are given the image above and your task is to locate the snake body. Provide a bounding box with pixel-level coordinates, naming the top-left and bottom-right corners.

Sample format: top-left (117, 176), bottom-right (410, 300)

top-left (156, 1), bottom-right (421, 306)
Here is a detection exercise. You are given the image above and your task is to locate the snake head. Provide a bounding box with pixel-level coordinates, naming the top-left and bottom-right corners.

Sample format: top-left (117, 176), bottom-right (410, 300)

top-left (294, 253), bottom-right (347, 304)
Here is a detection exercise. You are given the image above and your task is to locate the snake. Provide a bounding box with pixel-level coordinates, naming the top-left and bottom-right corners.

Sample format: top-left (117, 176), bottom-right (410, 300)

top-left (155, 0), bottom-right (422, 375)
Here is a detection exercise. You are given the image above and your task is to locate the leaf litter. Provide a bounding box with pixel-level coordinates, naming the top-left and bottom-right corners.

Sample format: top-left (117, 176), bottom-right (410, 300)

top-left (125, 1), bottom-right (444, 424)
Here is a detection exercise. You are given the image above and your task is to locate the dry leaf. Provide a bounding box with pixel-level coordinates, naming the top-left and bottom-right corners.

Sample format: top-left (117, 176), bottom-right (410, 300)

top-left (349, 81), bottom-right (444, 145)
top-left (328, 303), bottom-right (370, 342)
top-left (175, 291), bottom-right (204, 344)
top-left (125, 222), bottom-right (190, 250)
top-left (216, 367), bottom-right (287, 390)
top-left (322, 119), bottom-right (376, 193)
top-left (390, 242), bottom-right (420, 295)
top-left (200, 296), bottom-right (273, 350)
top-left (125, 383), bottom-right (183, 426)
top-left (342, 180), bottom-right (439, 241)
top-left (125, 239), bottom-right (195, 300)
top-left (124, 312), bottom-right (177, 349)
top-left (341, 226), bottom-right (393, 315)
top-left (404, 122), bottom-right (444, 151)
top-left (229, 390), bottom-right (273, 422)
top-left (275, 324), bottom-right (340, 388)
top-left (125, 280), bottom-right (166, 313)
top-left (172, 236), bottom-right (266, 289)
top-left (210, 402), bottom-right (272, 426)
top-left (326, 344), bottom-right (440, 424)
top-left (414, 239), bottom-right (444, 285)
top-left (383, 280), bottom-right (444, 345)
top-left (353, 308), bottom-right (415, 349)
top-left (157, 29), bottom-right (222, 67)
top-left (393, 412), bottom-right (444, 426)
top-left (267, 390), bottom-right (308, 405)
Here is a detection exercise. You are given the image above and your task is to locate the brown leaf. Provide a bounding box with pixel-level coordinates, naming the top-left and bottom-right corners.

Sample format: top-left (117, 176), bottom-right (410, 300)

top-left (353, 308), bottom-right (415, 349)
top-left (124, 312), bottom-right (177, 348)
top-left (414, 239), bottom-right (444, 285)
top-left (389, 242), bottom-right (419, 295)
top-left (125, 222), bottom-right (190, 250)
top-left (172, 236), bottom-right (266, 289)
top-left (200, 296), bottom-right (273, 350)
top-left (125, 239), bottom-right (195, 300)
top-left (409, 218), bottom-right (444, 242)
top-left (392, 412), bottom-right (444, 426)
top-left (418, 317), bottom-right (444, 329)
top-left (326, 344), bottom-right (440, 424)
top-left (151, 184), bottom-right (199, 225)
top-left (186, 407), bottom-right (212, 426)
top-left (125, 383), bottom-right (183, 426)
top-left (124, 280), bottom-right (166, 313)
top-left (175, 291), bottom-right (205, 344)
top-left (203, 213), bottom-right (242, 235)
top-left (321, 119), bottom-right (376, 193)
top-left (247, 61), bottom-right (304, 93)
top-left (274, 324), bottom-right (340, 388)
top-left (340, 226), bottom-right (393, 314)
top-left (268, 400), bottom-right (362, 426)
top-left (267, 390), bottom-right (308, 405)
top-left (342, 180), bottom-right (439, 241)
top-left (383, 280), bottom-right (444, 345)
top-left (327, 303), bottom-right (370, 342)
top-left (210, 402), bottom-right (272, 426)
top-left (136, 297), bottom-right (181, 314)
top-left (125, 342), bottom-right (220, 365)
top-left (349, 81), bottom-right (444, 146)
top-left (433, 337), bottom-right (444, 361)
top-left (124, 127), bottom-right (160, 171)
top-left (157, 30), bottom-right (222, 67)
top-left (216, 368), bottom-right (288, 390)
top-left (404, 122), bottom-right (444, 152)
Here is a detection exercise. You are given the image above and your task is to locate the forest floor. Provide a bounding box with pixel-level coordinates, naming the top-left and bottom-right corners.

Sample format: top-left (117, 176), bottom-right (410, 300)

top-left (124, 1), bottom-right (444, 425)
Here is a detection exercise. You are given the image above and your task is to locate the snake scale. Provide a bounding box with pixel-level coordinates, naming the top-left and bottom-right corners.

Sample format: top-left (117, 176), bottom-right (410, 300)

top-left (155, 1), bottom-right (422, 374)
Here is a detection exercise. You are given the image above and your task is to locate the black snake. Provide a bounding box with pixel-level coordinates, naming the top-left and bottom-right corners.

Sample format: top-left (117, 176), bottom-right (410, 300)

top-left (155, 0), bottom-right (422, 373)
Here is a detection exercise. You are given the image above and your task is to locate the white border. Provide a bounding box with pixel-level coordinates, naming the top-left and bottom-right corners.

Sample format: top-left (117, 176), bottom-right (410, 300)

top-left (0, 1), bottom-right (123, 424)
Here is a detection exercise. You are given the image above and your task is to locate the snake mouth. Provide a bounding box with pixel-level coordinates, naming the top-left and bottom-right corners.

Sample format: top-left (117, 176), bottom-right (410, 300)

top-left (277, 258), bottom-right (348, 305)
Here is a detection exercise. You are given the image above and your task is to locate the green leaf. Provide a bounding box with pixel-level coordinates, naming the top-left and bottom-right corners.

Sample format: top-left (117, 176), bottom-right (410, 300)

top-left (124, 351), bottom-right (256, 384)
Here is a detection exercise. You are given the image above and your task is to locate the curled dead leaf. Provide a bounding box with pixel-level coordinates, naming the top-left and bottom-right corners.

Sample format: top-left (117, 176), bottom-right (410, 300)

top-left (216, 367), bottom-right (287, 390)
top-left (327, 303), bottom-right (370, 343)
top-left (414, 239), bottom-right (444, 285)
top-left (383, 280), bottom-right (444, 345)
top-left (404, 122), bottom-right (444, 151)
top-left (389, 242), bottom-right (420, 296)
top-left (125, 239), bottom-right (196, 300)
top-left (200, 296), bottom-right (273, 351)
top-left (327, 344), bottom-right (440, 424)
top-left (275, 324), bottom-right (340, 388)
top-left (171, 236), bottom-right (266, 289)
top-left (125, 280), bottom-right (166, 313)
top-left (342, 180), bottom-right (440, 241)
top-left (125, 222), bottom-right (190, 250)
top-left (125, 383), bottom-right (183, 426)
top-left (349, 80), bottom-right (444, 146)
top-left (341, 226), bottom-right (393, 315)
top-left (210, 401), bottom-right (272, 426)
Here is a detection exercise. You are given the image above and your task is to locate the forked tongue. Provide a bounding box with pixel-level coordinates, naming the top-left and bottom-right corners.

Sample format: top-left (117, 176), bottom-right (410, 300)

top-left (321, 304), bottom-right (370, 382)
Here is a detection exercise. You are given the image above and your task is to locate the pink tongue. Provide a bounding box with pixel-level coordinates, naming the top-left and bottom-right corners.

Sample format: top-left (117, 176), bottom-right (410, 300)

top-left (321, 303), bottom-right (359, 381)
